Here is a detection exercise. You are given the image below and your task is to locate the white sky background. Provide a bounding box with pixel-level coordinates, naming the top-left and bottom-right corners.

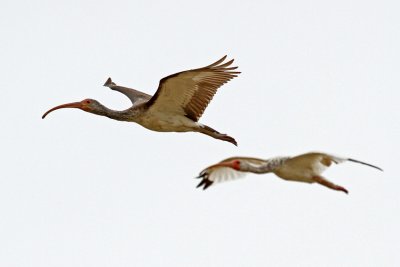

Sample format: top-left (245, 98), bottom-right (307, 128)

top-left (1, 0), bottom-right (399, 266)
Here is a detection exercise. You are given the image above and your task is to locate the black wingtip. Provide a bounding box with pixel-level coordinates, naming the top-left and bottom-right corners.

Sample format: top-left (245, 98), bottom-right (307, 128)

top-left (203, 180), bottom-right (213, 190)
top-left (196, 178), bottom-right (213, 190)
top-left (103, 77), bottom-right (115, 87)
top-left (196, 180), bottom-right (203, 188)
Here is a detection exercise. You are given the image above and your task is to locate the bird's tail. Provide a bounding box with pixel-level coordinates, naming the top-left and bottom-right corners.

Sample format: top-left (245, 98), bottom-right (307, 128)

top-left (198, 124), bottom-right (237, 146)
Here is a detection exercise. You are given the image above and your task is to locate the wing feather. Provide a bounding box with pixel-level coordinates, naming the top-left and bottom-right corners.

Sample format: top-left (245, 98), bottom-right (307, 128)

top-left (146, 56), bottom-right (240, 121)
top-left (196, 166), bottom-right (246, 190)
top-left (196, 157), bottom-right (268, 190)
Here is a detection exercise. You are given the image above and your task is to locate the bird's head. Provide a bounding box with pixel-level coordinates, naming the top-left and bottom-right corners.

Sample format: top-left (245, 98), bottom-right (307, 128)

top-left (42, 98), bottom-right (104, 119)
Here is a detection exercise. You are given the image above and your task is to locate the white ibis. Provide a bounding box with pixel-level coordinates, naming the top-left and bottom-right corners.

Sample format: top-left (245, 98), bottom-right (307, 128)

top-left (42, 56), bottom-right (240, 145)
top-left (196, 152), bottom-right (383, 193)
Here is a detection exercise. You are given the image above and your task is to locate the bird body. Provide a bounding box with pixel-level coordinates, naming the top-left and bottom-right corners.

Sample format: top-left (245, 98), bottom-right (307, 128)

top-left (42, 56), bottom-right (239, 145)
top-left (133, 108), bottom-right (200, 132)
top-left (197, 152), bottom-right (383, 193)
top-left (274, 153), bottom-right (334, 183)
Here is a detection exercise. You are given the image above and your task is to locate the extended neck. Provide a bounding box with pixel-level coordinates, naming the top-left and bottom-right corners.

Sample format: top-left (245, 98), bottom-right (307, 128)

top-left (242, 157), bottom-right (290, 174)
top-left (90, 102), bottom-right (139, 122)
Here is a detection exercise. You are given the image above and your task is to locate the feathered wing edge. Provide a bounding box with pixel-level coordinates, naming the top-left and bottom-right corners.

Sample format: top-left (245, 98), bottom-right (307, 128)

top-left (195, 157), bottom-right (268, 190)
top-left (201, 55), bottom-right (241, 72)
top-left (196, 166), bottom-right (246, 190)
top-left (145, 55), bottom-right (240, 120)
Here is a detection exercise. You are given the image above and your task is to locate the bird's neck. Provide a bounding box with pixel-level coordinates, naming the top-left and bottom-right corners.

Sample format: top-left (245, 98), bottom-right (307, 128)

top-left (91, 103), bottom-right (140, 122)
top-left (242, 157), bottom-right (290, 173)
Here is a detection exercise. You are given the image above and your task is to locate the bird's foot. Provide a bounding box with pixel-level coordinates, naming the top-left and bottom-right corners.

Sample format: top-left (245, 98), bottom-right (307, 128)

top-left (335, 185), bottom-right (349, 194)
top-left (313, 176), bottom-right (349, 194)
top-left (217, 134), bottom-right (237, 146)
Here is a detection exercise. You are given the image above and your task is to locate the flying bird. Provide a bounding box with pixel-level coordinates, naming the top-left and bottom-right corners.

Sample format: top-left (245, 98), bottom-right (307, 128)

top-left (196, 152), bottom-right (383, 193)
top-left (42, 56), bottom-right (240, 145)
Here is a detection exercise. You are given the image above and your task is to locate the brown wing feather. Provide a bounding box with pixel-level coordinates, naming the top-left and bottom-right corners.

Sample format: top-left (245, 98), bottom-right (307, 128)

top-left (146, 56), bottom-right (240, 121)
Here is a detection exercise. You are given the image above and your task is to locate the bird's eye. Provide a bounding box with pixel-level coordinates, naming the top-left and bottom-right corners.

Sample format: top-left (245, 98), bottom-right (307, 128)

top-left (86, 100), bottom-right (91, 104)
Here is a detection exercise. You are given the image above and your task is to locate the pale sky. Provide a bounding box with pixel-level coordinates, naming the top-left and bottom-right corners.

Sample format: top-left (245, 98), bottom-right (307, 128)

top-left (1, 0), bottom-right (399, 266)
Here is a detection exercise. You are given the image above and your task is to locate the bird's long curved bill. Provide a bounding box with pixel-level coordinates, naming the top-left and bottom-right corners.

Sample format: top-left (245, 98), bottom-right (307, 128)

top-left (42, 102), bottom-right (82, 119)
top-left (348, 158), bottom-right (383, 171)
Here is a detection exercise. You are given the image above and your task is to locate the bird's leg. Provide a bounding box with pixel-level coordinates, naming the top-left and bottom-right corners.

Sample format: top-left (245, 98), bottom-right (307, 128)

top-left (198, 124), bottom-right (237, 146)
top-left (312, 176), bottom-right (349, 194)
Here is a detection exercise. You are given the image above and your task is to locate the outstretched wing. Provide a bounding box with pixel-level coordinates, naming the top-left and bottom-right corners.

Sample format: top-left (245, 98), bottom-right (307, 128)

top-left (146, 56), bottom-right (240, 121)
top-left (103, 77), bottom-right (152, 106)
top-left (196, 157), bottom-right (268, 190)
top-left (196, 166), bottom-right (246, 190)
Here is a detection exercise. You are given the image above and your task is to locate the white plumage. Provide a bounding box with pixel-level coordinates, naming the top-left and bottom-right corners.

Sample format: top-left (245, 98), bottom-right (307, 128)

top-left (196, 152), bottom-right (382, 193)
